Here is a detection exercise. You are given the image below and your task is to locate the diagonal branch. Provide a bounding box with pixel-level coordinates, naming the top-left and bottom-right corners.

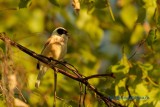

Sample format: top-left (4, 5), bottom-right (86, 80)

top-left (0, 32), bottom-right (124, 107)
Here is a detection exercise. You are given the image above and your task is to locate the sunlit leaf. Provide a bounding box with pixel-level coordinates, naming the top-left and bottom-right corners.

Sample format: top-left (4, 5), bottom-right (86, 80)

top-left (155, 101), bottom-right (160, 107)
top-left (137, 61), bottom-right (153, 78)
top-left (130, 24), bottom-right (144, 44)
top-left (148, 88), bottom-right (159, 103)
top-left (143, 0), bottom-right (157, 21)
top-left (112, 53), bottom-right (131, 74)
top-left (115, 78), bottom-right (127, 96)
top-left (120, 5), bottom-right (137, 29)
top-left (135, 83), bottom-right (148, 96)
top-left (139, 63), bottom-right (153, 71)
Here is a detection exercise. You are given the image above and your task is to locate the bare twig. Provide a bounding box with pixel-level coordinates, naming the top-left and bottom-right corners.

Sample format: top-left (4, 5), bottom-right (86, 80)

top-left (0, 8), bottom-right (17, 12)
top-left (62, 61), bottom-right (83, 78)
top-left (53, 71), bottom-right (57, 107)
top-left (79, 82), bottom-right (82, 107)
top-left (128, 39), bottom-right (146, 60)
top-left (83, 73), bottom-right (115, 80)
top-left (83, 85), bottom-right (87, 107)
top-left (0, 33), bottom-right (124, 107)
top-left (125, 85), bottom-right (138, 107)
top-left (16, 87), bottom-right (27, 102)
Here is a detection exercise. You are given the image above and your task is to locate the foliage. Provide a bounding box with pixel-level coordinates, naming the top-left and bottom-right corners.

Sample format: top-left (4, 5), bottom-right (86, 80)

top-left (0, 0), bottom-right (160, 107)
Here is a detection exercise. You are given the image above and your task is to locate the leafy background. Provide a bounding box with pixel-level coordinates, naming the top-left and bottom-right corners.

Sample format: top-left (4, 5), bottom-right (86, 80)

top-left (0, 0), bottom-right (160, 107)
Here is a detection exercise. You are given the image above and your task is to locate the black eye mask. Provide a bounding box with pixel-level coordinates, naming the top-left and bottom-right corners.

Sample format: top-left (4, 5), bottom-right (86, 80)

top-left (57, 28), bottom-right (68, 35)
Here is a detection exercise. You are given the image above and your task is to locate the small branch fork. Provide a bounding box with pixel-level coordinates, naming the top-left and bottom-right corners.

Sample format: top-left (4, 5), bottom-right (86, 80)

top-left (0, 33), bottom-right (124, 107)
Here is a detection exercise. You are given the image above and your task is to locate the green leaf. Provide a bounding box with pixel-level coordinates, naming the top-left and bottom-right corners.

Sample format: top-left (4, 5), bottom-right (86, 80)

top-left (154, 1), bottom-right (160, 26)
top-left (137, 7), bottom-right (146, 23)
top-left (18, 0), bottom-right (31, 8)
top-left (157, 16), bottom-right (160, 27)
top-left (49, 0), bottom-right (59, 6)
top-left (146, 29), bottom-right (157, 48)
top-left (95, 0), bottom-right (107, 9)
top-left (87, 1), bottom-right (95, 14)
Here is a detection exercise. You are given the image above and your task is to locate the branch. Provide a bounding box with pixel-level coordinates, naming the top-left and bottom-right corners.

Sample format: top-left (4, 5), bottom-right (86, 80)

top-left (0, 32), bottom-right (124, 107)
top-left (83, 73), bottom-right (115, 80)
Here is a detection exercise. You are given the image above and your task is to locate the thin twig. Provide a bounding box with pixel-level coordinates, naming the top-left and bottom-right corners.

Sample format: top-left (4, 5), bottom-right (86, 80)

top-left (0, 8), bottom-right (17, 12)
top-left (83, 73), bottom-right (115, 80)
top-left (125, 85), bottom-right (138, 107)
top-left (83, 85), bottom-right (86, 107)
top-left (128, 39), bottom-right (146, 60)
top-left (62, 61), bottom-right (83, 78)
top-left (15, 87), bottom-right (27, 103)
top-left (79, 82), bottom-right (82, 107)
top-left (53, 70), bottom-right (57, 107)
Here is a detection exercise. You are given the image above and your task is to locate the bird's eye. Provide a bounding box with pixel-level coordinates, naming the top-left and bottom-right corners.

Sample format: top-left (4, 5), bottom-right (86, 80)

top-left (57, 29), bottom-right (67, 35)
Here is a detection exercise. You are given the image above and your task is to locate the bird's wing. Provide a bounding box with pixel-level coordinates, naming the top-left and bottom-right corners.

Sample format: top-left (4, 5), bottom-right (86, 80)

top-left (36, 37), bottom-right (51, 69)
top-left (41, 37), bottom-right (52, 54)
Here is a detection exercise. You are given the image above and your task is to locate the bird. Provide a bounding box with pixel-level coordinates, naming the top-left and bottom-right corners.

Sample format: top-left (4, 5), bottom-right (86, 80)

top-left (35, 27), bottom-right (69, 88)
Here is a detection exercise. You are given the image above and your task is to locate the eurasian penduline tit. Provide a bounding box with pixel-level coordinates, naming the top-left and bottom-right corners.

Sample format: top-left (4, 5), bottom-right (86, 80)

top-left (35, 27), bottom-right (69, 88)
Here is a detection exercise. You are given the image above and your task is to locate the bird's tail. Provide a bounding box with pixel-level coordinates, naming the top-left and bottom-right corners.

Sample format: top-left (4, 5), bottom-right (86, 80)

top-left (35, 66), bottom-right (48, 88)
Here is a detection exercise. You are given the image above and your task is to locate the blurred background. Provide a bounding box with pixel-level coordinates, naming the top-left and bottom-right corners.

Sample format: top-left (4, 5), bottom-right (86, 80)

top-left (0, 0), bottom-right (160, 107)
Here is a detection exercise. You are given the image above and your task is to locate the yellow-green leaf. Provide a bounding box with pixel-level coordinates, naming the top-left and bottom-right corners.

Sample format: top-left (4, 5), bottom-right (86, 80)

top-left (112, 53), bottom-right (131, 74)
top-left (130, 24), bottom-right (144, 45)
top-left (120, 5), bottom-right (137, 29)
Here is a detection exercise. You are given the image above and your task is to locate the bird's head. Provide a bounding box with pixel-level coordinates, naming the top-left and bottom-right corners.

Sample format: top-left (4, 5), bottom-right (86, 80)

top-left (52, 27), bottom-right (69, 37)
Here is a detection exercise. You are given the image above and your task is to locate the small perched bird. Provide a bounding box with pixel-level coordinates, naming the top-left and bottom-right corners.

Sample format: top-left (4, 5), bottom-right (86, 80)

top-left (35, 27), bottom-right (69, 88)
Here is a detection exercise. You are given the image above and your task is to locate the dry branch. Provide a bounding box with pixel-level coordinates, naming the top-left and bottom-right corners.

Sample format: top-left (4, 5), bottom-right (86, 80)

top-left (0, 32), bottom-right (124, 107)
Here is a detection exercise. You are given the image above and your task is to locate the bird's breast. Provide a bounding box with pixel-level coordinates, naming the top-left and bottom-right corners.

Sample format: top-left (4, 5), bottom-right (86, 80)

top-left (50, 42), bottom-right (67, 60)
top-left (42, 36), bottom-right (68, 61)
